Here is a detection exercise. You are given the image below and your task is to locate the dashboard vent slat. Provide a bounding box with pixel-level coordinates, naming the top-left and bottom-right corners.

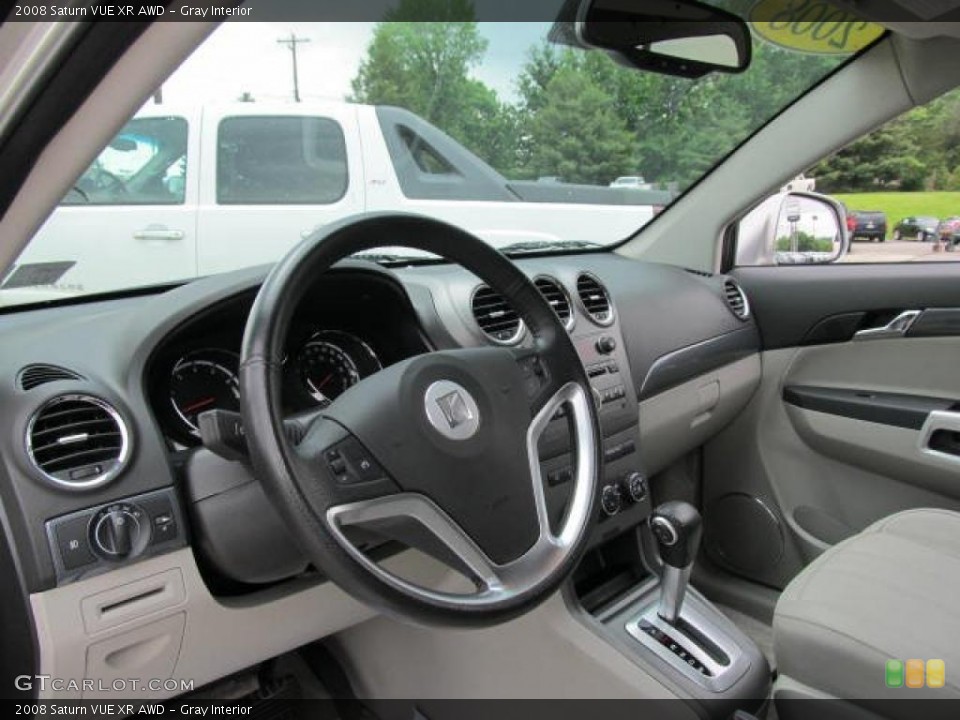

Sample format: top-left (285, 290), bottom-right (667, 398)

top-left (534, 277), bottom-right (573, 330)
top-left (18, 364), bottom-right (84, 391)
top-left (471, 285), bottom-right (524, 344)
top-left (26, 395), bottom-right (130, 490)
top-left (576, 274), bottom-right (614, 326)
top-left (723, 279), bottom-right (750, 320)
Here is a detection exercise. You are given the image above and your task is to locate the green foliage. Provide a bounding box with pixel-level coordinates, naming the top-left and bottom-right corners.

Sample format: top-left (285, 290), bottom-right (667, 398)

top-left (525, 67), bottom-right (636, 185)
top-left (776, 231), bottom-right (833, 253)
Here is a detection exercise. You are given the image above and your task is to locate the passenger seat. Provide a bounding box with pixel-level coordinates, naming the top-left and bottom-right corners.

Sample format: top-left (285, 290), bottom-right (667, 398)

top-left (773, 509), bottom-right (960, 717)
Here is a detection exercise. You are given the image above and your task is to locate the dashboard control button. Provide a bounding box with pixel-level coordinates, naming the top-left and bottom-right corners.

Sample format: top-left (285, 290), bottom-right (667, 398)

top-left (596, 336), bottom-right (617, 355)
top-left (54, 515), bottom-right (96, 570)
top-left (547, 467), bottom-right (572, 487)
top-left (600, 484), bottom-right (623, 517)
top-left (622, 472), bottom-right (648, 503)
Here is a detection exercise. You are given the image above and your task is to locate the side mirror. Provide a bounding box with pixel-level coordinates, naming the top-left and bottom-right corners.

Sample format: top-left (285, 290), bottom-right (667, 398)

top-left (737, 192), bottom-right (849, 266)
top-left (553, 0), bottom-right (751, 79)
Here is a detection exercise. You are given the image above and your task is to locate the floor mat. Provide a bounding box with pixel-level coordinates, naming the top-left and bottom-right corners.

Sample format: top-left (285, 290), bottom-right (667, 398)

top-left (717, 604), bottom-right (776, 673)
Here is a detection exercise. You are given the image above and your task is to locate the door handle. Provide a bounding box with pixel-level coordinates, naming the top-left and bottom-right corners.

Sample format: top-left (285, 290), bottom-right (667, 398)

top-left (918, 410), bottom-right (960, 466)
top-left (853, 310), bottom-right (922, 342)
top-left (133, 227), bottom-right (184, 242)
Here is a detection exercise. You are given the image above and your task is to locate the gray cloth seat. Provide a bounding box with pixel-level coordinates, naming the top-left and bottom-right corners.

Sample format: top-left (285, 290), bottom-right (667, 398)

top-left (773, 508), bottom-right (960, 714)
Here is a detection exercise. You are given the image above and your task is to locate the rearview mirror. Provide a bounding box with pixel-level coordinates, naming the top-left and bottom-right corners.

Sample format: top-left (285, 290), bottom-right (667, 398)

top-left (572, 0), bottom-right (752, 78)
top-left (737, 192), bottom-right (849, 266)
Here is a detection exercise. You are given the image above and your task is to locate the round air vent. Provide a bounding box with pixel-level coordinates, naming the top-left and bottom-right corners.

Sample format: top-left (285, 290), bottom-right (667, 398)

top-left (26, 395), bottom-right (131, 490)
top-left (471, 285), bottom-right (525, 344)
top-left (576, 273), bottom-right (614, 326)
top-left (18, 364), bottom-right (84, 391)
top-left (534, 276), bottom-right (574, 330)
top-left (722, 279), bottom-right (751, 320)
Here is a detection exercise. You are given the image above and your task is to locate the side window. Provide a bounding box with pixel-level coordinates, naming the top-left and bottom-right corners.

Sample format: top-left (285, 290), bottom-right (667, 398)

top-left (216, 116), bottom-right (349, 205)
top-left (810, 88), bottom-right (960, 264)
top-left (63, 116), bottom-right (188, 206)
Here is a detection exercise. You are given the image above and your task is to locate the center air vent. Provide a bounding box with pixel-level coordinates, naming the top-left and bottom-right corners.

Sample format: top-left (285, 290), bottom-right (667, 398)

top-left (576, 273), bottom-right (614, 326)
top-left (534, 276), bottom-right (573, 330)
top-left (471, 285), bottom-right (525, 344)
top-left (26, 395), bottom-right (130, 490)
top-left (723, 279), bottom-right (751, 320)
top-left (18, 364), bottom-right (84, 391)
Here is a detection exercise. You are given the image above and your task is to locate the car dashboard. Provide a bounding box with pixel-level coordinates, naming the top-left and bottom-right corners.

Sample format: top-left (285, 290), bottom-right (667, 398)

top-left (0, 249), bottom-right (761, 698)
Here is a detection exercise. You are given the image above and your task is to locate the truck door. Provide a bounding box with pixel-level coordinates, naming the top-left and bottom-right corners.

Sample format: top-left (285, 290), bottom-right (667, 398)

top-left (196, 104), bottom-right (365, 276)
top-left (4, 110), bottom-right (199, 298)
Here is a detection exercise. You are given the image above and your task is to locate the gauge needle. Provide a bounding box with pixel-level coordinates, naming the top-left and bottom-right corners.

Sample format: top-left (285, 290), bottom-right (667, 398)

top-left (316, 373), bottom-right (334, 390)
top-left (182, 397), bottom-right (216, 414)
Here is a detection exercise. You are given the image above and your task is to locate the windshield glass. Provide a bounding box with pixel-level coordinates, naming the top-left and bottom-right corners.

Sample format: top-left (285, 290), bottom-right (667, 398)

top-left (1, 2), bottom-right (880, 307)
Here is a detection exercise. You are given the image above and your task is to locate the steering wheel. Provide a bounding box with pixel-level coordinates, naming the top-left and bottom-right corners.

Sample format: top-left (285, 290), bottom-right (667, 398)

top-left (240, 214), bottom-right (601, 626)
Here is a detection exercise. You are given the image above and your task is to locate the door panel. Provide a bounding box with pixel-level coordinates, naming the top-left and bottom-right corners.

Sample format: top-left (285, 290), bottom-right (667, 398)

top-left (700, 265), bottom-right (960, 589)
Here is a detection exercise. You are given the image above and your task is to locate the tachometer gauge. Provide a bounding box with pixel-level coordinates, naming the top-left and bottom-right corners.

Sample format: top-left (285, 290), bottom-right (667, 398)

top-left (296, 331), bottom-right (381, 406)
top-left (169, 350), bottom-right (241, 436)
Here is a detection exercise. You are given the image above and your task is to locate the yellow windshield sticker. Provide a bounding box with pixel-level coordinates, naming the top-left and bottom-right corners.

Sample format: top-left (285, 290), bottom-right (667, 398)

top-left (749, 0), bottom-right (885, 55)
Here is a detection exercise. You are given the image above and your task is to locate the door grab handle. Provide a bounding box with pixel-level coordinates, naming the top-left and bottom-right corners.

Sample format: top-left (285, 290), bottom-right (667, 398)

top-left (133, 228), bottom-right (184, 241)
top-left (853, 310), bottom-right (922, 342)
top-left (918, 410), bottom-right (960, 467)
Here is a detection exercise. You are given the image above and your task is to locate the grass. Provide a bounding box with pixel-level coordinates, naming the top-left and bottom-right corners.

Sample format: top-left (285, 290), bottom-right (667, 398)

top-left (833, 192), bottom-right (960, 238)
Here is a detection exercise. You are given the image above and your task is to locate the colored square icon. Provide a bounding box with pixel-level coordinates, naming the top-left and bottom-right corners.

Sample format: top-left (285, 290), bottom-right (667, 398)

top-left (885, 659), bottom-right (904, 688)
top-left (905, 659), bottom-right (925, 688)
top-left (927, 660), bottom-right (946, 689)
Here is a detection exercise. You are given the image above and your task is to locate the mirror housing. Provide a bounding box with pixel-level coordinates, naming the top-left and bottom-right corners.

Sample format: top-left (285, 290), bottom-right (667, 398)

top-left (737, 192), bottom-right (850, 267)
top-left (569, 0), bottom-right (752, 78)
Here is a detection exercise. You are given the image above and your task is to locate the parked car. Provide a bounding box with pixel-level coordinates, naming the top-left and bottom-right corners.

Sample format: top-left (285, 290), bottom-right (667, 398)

top-left (610, 176), bottom-right (653, 190)
top-left (936, 216), bottom-right (960, 246)
top-left (893, 215), bottom-right (939, 241)
top-left (847, 209), bottom-right (888, 242)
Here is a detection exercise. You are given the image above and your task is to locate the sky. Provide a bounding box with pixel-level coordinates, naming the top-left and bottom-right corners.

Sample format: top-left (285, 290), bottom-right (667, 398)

top-left (160, 22), bottom-right (552, 107)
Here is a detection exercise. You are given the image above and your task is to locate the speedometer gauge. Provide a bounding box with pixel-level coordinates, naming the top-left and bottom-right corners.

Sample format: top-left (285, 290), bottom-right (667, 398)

top-left (296, 331), bottom-right (381, 406)
top-left (169, 350), bottom-right (241, 436)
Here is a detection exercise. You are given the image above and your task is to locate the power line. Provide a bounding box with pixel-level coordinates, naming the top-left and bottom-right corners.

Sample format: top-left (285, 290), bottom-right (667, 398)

top-left (277, 32), bottom-right (311, 103)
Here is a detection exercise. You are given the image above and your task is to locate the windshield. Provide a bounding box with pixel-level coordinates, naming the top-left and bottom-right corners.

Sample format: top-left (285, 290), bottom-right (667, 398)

top-left (1, 3), bottom-right (879, 307)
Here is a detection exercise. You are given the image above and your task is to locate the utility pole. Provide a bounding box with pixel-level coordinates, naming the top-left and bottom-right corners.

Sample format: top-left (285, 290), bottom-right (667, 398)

top-left (277, 32), bottom-right (310, 103)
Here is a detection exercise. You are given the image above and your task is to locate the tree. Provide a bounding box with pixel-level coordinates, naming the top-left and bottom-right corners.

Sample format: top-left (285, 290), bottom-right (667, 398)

top-left (526, 66), bottom-right (637, 185)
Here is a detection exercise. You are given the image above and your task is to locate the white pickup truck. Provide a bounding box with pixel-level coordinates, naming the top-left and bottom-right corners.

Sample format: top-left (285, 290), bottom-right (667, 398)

top-left (1, 102), bottom-right (670, 302)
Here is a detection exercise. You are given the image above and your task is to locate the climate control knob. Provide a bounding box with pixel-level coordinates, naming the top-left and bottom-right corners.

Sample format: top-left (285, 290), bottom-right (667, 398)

top-left (622, 472), bottom-right (648, 503)
top-left (91, 503), bottom-right (148, 560)
top-left (600, 484), bottom-right (623, 517)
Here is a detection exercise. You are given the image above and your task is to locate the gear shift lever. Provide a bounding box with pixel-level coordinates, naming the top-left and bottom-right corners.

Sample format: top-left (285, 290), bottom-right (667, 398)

top-left (650, 501), bottom-right (702, 624)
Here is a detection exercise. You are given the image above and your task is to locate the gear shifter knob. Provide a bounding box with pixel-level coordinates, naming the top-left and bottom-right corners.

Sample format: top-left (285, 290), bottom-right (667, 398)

top-left (650, 501), bottom-right (702, 624)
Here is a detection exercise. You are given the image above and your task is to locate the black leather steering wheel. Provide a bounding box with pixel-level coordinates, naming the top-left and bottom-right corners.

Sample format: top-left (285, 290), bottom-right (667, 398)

top-left (240, 213), bottom-right (601, 626)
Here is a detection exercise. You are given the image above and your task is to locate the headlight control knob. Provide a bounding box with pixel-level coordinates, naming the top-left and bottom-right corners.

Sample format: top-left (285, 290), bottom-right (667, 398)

top-left (622, 472), bottom-right (648, 503)
top-left (91, 503), bottom-right (148, 560)
top-left (600, 484), bottom-right (623, 517)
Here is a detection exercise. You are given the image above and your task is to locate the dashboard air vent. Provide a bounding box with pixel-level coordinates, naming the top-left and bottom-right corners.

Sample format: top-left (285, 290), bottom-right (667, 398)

top-left (27, 395), bottom-right (130, 490)
top-left (723, 279), bottom-right (750, 320)
top-left (471, 285), bottom-right (524, 344)
top-left (534, 276), bottom-right (573, 330)
top-left (576, 273), bottom-right (614, 326)
top-left (18, 364), bottom-right (84, 391)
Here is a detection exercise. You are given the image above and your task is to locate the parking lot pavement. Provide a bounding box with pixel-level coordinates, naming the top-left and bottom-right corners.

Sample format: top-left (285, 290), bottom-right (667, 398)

top-left (841, 240), bottom-right (960, 263)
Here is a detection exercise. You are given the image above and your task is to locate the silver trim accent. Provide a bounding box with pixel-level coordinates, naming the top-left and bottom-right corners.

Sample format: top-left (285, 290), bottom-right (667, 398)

top-left (424, 381), bottom-right (481, 441)
top-left (658, 564), bottom-right (691, 624)
top-left (325, 382), bottom-right (596, 607)
top-left (25, 394), bottom-right (132, 491)
top-left (533, 275), bottom-right (576, 332)
top-left (470, 284), bottom-right (526, 346)
top-left (722, 279), bottom-right (751, 321)
top-left (625, 594), bottom-right (750, 693)
top-left (918, 410), bottom-right (960, 469)
top-left (650, 516), bottom-right (678, 546)
top-left (853, 310), bottom-right (922, 342)
top-left (576, 272), bottom-right (616, 327)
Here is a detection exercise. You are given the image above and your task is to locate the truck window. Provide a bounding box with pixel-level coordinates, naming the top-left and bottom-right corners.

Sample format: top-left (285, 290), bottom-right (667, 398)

top-left (216, 116), bottom-right (349, 205)
top-left (62, 116), bottom-right (188, 206)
